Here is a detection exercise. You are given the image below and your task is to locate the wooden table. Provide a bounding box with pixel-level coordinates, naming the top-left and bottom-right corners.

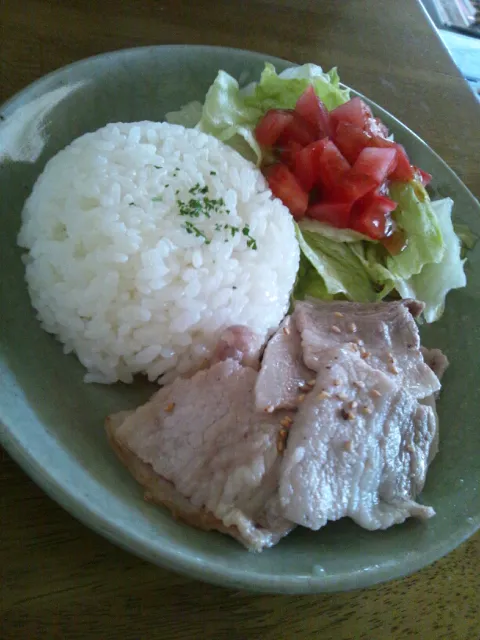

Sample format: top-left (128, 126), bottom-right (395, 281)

top-left (1, 1), bottom-right (479, 638)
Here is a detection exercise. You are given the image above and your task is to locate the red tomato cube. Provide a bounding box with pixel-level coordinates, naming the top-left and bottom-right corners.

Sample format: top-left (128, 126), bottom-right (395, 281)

top-left (351, 192), bottom-right (397, 239)
top-left (295, 85), bottom-right (332, 138)
top-left (333, 121), bottom-right (373, 164)
top-left (351, 147), bottom-right (398, 184)
top-left (388, 144), bottom-right (414, 181)
top-left (316, 140), bottom-right (351, 191)
top-left (293, 139), bottom-right (328, 191)
top-left (330, 97), bottom-right (374, 132)
top-left (307, 202), bottom-right (351, 228)
top-left (372, 138), bottom-right (414, 182)
top-left (329, 173), bottom-right (378, 204)
top-left (255, 109), bottom-right (294, 147)
top-left (353, 210), bottom-right (387, 239)
top-left (264, 163), bottom-right (309, 220)
top-left (277, 112), bottom-right (318, 147)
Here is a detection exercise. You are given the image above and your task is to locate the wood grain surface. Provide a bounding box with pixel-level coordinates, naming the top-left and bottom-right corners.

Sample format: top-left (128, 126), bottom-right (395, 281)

top-left (1, 1), bottom-right (479, 638)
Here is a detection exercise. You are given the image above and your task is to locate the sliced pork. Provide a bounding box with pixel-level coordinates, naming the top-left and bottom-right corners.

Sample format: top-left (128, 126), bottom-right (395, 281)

top-left (294, 299), bottom-right (440, 400)
top-left (106, 411), bottom-right (244, 538)
top-left (275, 299), bottom-right (444, 532)
top-left (279, 348), bottom-right (437, 530)
top-left (106, 298), bottom-right (447, 550)
top-left (255, 316), bottom-right (315, 412)
top-left (420, 347), bottom-right (449, 459)
top-left (106, 359), bottom-right (294, 551)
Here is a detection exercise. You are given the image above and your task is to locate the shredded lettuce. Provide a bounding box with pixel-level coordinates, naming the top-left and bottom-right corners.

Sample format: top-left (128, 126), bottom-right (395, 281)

top-left (454, 222), bottom-right (477, 257)
top-left (244, 63), bottom-right (350, 112)
top-left (395, 198), bottom-right (467, 322)
top-left (195, 71), bottom-right (263, 163)
top-left (296, 193), bottom-right (468, 321)
top-left (293, 253), bottom-right (332, 301)
top-left (386, 181), bottom-right (445, 280)
top-left (165, 101), bottom-right (204, 128)
top-left (349, 243), bottom-right (395, 299)
top-left (298, 218), bottom-right (372, 243)
top-left (295, 225), bottom-right (383, 303)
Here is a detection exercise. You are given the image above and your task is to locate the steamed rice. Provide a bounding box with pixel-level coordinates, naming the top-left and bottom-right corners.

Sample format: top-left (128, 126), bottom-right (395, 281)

top-left (18, 122), bottom-right (299, 383)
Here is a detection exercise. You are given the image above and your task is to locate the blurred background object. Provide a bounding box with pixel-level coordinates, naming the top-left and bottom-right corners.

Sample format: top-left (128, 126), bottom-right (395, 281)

top-left (423, 0), bottom-right (480, 99)
top-left (425, 0), bottom-right (479, 32)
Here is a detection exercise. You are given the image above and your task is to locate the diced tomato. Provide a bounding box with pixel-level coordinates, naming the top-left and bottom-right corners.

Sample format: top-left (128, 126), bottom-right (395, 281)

top-left (351, 147), bottom-right (398, 184)
top-left (278, 140), bottom-right (303, 167)
top-left (351, 192), bottom-right (397, 239)
top-left (353, 210), bottom-right (388, 239)
top-left (329, 99), bottom-right (418, 185)
top-left (388, 144), bottom-right (414, 181)
top-left (293, 150), bottom-right (317, 192)
top-left (330, 97), bottom-right (374, 132)
top-left (307, 202), bottom-right (351, 228)
top-left (333, 120), bottom-right (417, 184)
top-left (277, 112), bottom-right (318, 147)
top-left (371, 138), bottom-right (414, 181)
top-left (254, 109), bottom-right (294, 147)
top-left (263, 163), bottom-right (309, 220)
top-left (333, 121), bottom-right (372, 164)
top-left (329, 173), bottom-right (378, 204)
top-left (293, 139), bottom-right (328, 191)
top-left (413, 166), bottom-right (432, 187)
top-left (295, 85), bottom-right (332, 138)
top-left (316, 139), bottom-right (351, 191)
top-left (258, 95), bottom-right (423, 234)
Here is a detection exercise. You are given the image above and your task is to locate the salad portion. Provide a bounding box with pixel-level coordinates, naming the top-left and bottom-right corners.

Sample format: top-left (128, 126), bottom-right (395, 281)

top-left (168, 63), bottom-right (472, 322)
top-left (258, 92), bottom-right (430, 237)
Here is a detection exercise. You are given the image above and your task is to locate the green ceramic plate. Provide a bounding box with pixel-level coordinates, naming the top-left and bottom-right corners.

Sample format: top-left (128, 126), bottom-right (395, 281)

top-left (1, 46), bottom-right (479, 594)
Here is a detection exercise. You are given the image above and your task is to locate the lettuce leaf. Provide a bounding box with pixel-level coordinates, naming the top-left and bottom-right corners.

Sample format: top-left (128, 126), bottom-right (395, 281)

top-left (295, 194), bottom-right (468, 323)
top-left (244, 63), bottom-right (350, 112)
top-left (349, 243), bottom-right (395, 299)
top-left (165, 101), bottom-right (204, 128)
top-left (295, 225), bottom-right (382, 302)
top-left (194, 71), bottom-right (263, 163)
top-left (454, 222), bottom-right (477, 257)
top-left (293, 253), bottom-right (332, 301)
top-left (395, 198), bottom-right (467, 322)
top-left (298, 218), bottom-right (372, 243)
top-left (386, 180), bottom-right (445, 280)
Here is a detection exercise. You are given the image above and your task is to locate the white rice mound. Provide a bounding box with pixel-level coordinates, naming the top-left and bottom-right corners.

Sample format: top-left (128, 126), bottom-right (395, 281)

top-left (18, 122), bottom-right (300, 384)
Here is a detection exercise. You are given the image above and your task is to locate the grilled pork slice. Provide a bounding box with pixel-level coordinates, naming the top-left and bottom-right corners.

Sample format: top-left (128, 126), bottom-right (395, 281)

top-left (106, 412), bottom-right (243, 537)
top-left (294, 299), bottom-right (440, 400)
top-left (106, 359), bottom-right (294, 552)
top-left (279, 348), bottom-right (437, 531)
top-left (420, 347), bottom-right (449, 460)
top-left (106, 299), bottom-right (447, 548)
top-left (255, 316), bottom-right (315, 412)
